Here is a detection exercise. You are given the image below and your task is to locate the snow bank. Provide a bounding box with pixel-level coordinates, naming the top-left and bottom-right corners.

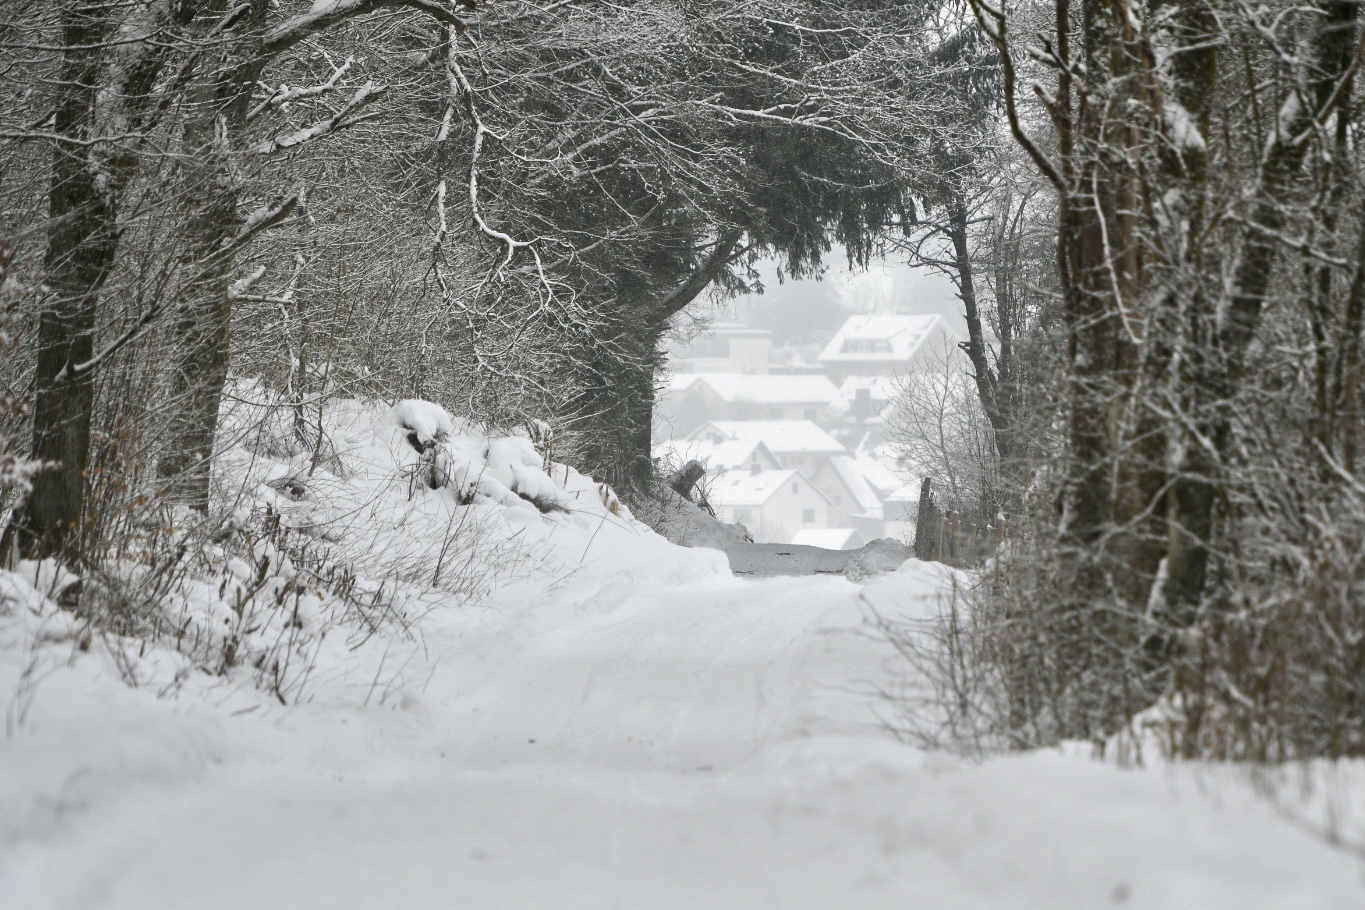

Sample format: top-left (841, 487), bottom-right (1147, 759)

top-left (630, 483), bottom-right (754, 550)
top-left (217, 393), bottom-right (728, 590)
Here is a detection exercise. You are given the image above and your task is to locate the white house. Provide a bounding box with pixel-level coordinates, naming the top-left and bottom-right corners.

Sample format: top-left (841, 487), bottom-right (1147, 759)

top-left (817, 314), bottom-right (952, 383)
top-left (687, 420), bottom-right (847, 476)
top-left (707, 469), bottom-right (829, 544)
top-left (657, 372), bottom-right (840, 437)
top-left (809, 455), bottom-right (887, 530)
top-left (666, 323), bottom-right (772, 375)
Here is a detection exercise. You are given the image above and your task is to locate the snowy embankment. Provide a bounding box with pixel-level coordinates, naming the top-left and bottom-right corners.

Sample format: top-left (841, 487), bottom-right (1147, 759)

top-left (2, 399), bottom-right (1362, 909)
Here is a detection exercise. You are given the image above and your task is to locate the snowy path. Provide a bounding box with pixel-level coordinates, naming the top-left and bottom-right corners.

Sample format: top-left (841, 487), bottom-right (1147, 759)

top-left (3, 559), bottom-right (1363, 909)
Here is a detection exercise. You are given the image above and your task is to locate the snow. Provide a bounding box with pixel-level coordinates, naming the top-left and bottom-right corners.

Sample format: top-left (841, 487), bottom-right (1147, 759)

top-left (2, 397), bottom-right (1363, 909)
top-left (851, 453), bottom-right (906, 497)
top-left (1165, 99), bottom-right (1207, 154)
top-left (708, 468), bottom-right (821, 506)
top-left (654, 437), bottom-right (780, 473)
top-left (792, 527), bottom-right (866, 550)
top-left (818, 314), bottom-right (946, 364)
top-left (826, 454), bottom-right (886, 515)
top-left (673, 372), bottom-right (840, 405)
top-left (630, 483), bottom-right (754, 551)
top-left (690, 419), bottom-right (846, 455)
top-left (389, 397), bottom-right (456, 442)
top-left (831, 374), bottom-right (900, 415)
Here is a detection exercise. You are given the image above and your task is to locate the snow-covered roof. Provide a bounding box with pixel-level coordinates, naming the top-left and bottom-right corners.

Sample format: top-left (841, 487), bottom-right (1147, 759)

top-left (791, 528), bottom-right (867, 550)
top-left (654, 438), bottom-right (780, 473)
top-left (666, 373), bottom-right (706, 392)
top-left (678, 373), bottom-right (840, 406)
top-left (825, 456), bottom-right (886, 516)
top-left (850, 456), bottom-right (906, 497)
top-left (689, 420), bottom-right (846, 456)
top-left (836, 375), bottom-right (900, 404)
top-left (709, 322), bottom-right (772, 338)
top-left (709, 469), bottom-right (828, 507)
top-left (818, 314), bottom-right (945, 365)
top-left (885, 482), bottom-right (921, 504)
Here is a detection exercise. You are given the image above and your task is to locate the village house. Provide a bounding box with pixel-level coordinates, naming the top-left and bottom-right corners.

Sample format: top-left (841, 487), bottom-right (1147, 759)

top-left (817, 313), bottom-right (952, 384)
top-left (687, 420), bottom-right (847, 477)
top-left (657, 373), bottom-right (840, 437)
top-left (665, 323), bottom-right (772, 375)
top-left (808, 455), bottom-right (887, 532)
top-left (706, 469), bottom-right (829, 544)
top-left (653, 437), bottom-right (782, 478)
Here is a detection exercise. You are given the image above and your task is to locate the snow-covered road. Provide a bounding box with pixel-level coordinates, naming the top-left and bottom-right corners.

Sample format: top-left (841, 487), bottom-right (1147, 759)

top-left (4, 554), bottom-right (1361, 910)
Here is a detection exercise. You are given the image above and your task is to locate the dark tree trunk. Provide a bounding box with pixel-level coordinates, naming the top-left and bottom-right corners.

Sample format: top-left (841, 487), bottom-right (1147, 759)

top-left (573, 319), bottom-right (660, 494)
top-left (945, 195), bottom-right (1014, 463)
top-left (571, 231), bottom-right (743, 493)
top-left (12, 2), bottom-right (117, 558)
top-left (1163, 0), bottom-right (1360, 611)
top-left (158, 0), bottom-right (268, 510)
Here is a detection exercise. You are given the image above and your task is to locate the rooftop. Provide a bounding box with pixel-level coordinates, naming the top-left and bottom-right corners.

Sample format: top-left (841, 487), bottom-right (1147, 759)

top-left (818, 314), bottom-right (946, 365)
top-left (709, 469), bottom-right (828, 507)
top-left (654, 438), bottom-right (779, 473)
top-left (824, 455), bottom-right (887, 516)
top-left (689, 420), bottom-right (847, 455)
top-left (669, 372), bottom-right (840, 406)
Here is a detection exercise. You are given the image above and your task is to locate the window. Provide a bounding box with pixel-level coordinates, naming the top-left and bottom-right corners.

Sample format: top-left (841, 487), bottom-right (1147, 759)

top-left (833, 496), bottom-right (841, 505)
top-left (802, 509), bottom-right (815, 523)
top-left (791, 482), bottom-right (799, 494)
top-left (803, 408), bottom-right (818, 421)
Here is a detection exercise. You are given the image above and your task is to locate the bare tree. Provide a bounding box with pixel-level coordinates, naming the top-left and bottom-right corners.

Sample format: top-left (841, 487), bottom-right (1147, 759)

top-left (951, 0), bottom-right (1365, 752)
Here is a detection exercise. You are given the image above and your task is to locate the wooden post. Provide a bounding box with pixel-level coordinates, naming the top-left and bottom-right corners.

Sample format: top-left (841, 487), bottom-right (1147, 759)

top-left (914, 477), bottom-right (934, 560)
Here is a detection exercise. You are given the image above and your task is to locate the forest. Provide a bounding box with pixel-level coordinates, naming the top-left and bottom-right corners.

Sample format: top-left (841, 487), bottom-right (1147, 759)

top-left (1, 0), bottom-right (1363, 780)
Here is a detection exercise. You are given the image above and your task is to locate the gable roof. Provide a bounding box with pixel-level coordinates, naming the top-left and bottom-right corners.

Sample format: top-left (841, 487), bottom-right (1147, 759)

top-left (653, 438), bottom-right (781, 473)
top-left (708, 469), bottom-right (829, 508)
top-left (679, 373), bottom-right (839, 406)
top-left (849, 455), bottom-right (906, 496)
top-left (818, 314), bottom-right (946, 365)
top-left (823, 455), bottom-right (886, 516)
top-left (689, 420), bottom-right (846, 456)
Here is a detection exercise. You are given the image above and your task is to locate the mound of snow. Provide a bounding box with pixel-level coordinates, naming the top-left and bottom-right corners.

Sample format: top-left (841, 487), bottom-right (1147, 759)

top-left (632, 485), bottom-right (753, 550)
top-left (389, 401), bottom-right (569, 514)
top-left (218, 394), bottom-right (728, 591)
top-left (842, 537), bottom-right (912, 582)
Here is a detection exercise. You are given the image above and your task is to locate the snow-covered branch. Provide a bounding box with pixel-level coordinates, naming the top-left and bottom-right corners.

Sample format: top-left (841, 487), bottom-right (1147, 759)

top-left (261, 0), bottom-right (479, 60)
top-left (249, 81), bottom-right (387, 155)
top-left (249, 56), bottom-right (356, 120)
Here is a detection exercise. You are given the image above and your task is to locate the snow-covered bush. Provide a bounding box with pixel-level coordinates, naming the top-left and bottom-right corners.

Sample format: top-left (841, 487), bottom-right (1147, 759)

top-left (8, 393), bottom-right (662, 703)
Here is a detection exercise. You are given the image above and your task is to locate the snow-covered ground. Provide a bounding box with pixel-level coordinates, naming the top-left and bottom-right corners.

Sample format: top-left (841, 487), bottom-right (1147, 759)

top-left (2, 400), bottom-right (1362, 909)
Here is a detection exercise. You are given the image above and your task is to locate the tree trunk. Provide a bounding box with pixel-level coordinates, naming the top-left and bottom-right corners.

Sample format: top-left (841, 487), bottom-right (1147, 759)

top-left (158, 0), bottom-right (266, 510)
top-left (573, 231), bottom-right (743, 492)
top-left (12, 1), bottom-right (117, 558)
top-left (1163, 0), bottom-right (1360, 611)
top-left (945, 194), bottom-right (1014, 464)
